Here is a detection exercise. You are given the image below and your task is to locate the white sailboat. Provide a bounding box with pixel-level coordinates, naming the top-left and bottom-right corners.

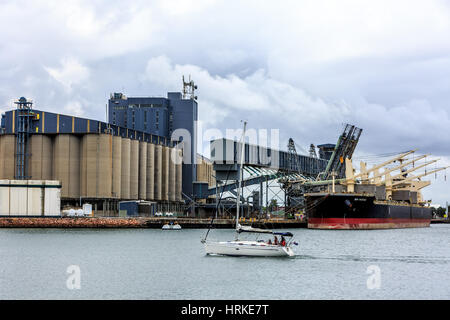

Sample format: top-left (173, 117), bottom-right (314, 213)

top-left (203, 225), bottom-right (296, 257)
top-left (202, 121), bottom-right (297, 257)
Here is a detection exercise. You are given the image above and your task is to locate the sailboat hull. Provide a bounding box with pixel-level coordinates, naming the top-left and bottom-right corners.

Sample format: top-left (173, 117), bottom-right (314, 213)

top-left (204, 241), bottom-right (295, 257)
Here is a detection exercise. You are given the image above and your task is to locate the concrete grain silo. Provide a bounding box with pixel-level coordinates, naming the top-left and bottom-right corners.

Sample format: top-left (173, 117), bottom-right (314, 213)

top-left (67, 136), bottom-right (81, 198)
top-left (29, 135), bottom-right (53, 180)
top-left (161, 146), bottom-right (169, 201)
top-left (154, 144), bottom-right (162, 201)
top-left (139, 141), bottom-right (147, 200)
top-left (53, 135), bottom-right (80, 198)
top-left (112, 135), bottom-right (122, 199)
top-left (121, 138), bottom-right (131, 199)
top-left (146, 142), bottom-right (155, 200)
top-left (129, 139), bottom-right (139, 199)
top-left (0, 135), bottom-right (15, 179)
top-left (53, 135), bottom-right (69, 197)
top-left (175, 149), bottom-right (183, 201)
top-left (80, 134), bottom-right (112, 198)
top-left (169, 148), bottom-right (176, 202)
top-left (97, 134), bottom-right (112, 198)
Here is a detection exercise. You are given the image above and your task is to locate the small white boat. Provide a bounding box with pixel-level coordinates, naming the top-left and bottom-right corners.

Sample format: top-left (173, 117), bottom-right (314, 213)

top-left (162, 221), bottom-right (181, 230)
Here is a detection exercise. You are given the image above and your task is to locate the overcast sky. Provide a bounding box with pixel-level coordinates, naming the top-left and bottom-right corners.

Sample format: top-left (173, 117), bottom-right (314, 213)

top-left (0, 0), bottom-right (449, 206)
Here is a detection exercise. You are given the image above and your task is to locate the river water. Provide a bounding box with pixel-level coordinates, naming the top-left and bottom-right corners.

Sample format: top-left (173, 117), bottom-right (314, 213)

top-left (0, 224), bottom-right (449, 300)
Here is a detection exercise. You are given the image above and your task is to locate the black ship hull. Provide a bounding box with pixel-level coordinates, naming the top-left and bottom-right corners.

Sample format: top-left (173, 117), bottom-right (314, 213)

top-left (306, 193), bottom-right (431, 230)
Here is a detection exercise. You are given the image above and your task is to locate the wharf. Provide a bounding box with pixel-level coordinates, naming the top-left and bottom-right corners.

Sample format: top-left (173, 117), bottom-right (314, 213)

top-left (0, 217), bottom-right (307, 229)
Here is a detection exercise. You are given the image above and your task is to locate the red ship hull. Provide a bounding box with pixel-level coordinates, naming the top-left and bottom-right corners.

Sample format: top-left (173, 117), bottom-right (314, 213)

top-left (308, 217), bottom-right (430, 230)
top-left (306, 194), bottom-right (432, 230)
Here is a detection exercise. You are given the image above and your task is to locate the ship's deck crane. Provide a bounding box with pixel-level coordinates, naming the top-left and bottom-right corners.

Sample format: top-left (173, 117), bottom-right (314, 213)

top-left (342, 150), bottom-right (448, 202)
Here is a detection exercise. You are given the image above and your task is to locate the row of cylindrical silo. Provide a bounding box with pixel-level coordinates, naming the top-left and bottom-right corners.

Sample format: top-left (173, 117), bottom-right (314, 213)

top-left (0, 133), bottom-right (182, 202)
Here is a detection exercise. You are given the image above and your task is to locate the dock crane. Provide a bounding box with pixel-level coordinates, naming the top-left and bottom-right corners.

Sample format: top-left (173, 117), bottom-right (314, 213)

top-left (320, 124), bottom-right (362, 181)
top-left (278, 137), bottom-right (305, 217)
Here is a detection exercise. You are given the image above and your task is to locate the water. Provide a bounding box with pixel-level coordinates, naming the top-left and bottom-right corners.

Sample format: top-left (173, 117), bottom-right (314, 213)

top-left (0, 225), bottom-right (449, 299)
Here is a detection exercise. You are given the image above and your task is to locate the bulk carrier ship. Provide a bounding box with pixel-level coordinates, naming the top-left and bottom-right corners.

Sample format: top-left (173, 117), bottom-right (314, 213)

top-left (304, 150), bottom-right (445, 229)
top-left (306, 193), bottom-right (432, 230)
top-left (286, 125), bottom-right (446, 230)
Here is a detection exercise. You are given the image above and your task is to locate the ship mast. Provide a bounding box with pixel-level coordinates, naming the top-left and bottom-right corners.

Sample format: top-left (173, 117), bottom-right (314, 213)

top-left (236, 121), bottom-right (247, 232)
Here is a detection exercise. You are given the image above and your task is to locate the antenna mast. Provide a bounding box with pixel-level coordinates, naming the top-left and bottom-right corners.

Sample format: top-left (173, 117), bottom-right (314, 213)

top-left (182, 75), bottom-right (198, 100)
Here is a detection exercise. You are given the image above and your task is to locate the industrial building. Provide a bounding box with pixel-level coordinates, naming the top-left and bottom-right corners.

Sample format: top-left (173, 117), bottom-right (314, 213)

top-left (0, 96), bottom-right (188, 216)
top-left (0, 82), bottom-right (336, 219)
top-left (0, 180), bottom-right (61, 216)
top-left (108, 90), bottom-right (197, 197)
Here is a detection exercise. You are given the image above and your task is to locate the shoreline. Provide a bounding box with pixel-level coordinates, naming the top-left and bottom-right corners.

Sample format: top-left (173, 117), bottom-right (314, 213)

top-left (0, 217), bottom-right (446, 229)
top-left (0, 217), bottom-right (307, 229)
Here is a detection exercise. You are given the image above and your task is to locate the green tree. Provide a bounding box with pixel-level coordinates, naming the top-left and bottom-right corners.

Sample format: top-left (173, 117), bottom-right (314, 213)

top-left (432, 207), bottom-right (447, 218)
top-left (437, 207), bottom-right (446, 218)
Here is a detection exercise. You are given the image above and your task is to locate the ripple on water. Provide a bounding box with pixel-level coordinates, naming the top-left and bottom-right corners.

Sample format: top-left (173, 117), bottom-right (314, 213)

top-left (0, 226), bottom-right (449, 299)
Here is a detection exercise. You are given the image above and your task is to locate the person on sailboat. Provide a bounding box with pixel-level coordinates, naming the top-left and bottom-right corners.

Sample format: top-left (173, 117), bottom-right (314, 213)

top-left (280, 236), bottom-right (286, 247)
top-left (274, 236), bottom-right (278, 245)
top-left (267, 239), bottom-right (272, 245)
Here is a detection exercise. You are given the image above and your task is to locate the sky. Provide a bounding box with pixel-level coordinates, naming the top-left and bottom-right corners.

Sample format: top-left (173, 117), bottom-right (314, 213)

top-left (0, 0), bottom-right (449, 206)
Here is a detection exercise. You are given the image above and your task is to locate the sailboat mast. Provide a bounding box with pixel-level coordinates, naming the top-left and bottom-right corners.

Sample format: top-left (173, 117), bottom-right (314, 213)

top-left (236, 121), bottom-right (247, 230)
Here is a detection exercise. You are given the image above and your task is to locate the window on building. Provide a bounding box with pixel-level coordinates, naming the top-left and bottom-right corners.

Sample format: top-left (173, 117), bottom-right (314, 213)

top-left (155, 110), bottom-right (159, 130)
top-left (144, 110), bottom-right (147, 130)
top-left (169, 112), bottom-right (173, 133)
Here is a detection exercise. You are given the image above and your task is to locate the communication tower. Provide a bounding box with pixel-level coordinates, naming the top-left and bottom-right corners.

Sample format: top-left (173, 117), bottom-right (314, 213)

top-left (182, 75), bottom-right (198, 100)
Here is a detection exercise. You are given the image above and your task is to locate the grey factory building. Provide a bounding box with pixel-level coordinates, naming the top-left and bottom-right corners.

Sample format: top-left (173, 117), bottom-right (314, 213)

top-left (108, 91), bottom-right (197, 197)
top-left (0, 91), bottom-right (198, 216)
